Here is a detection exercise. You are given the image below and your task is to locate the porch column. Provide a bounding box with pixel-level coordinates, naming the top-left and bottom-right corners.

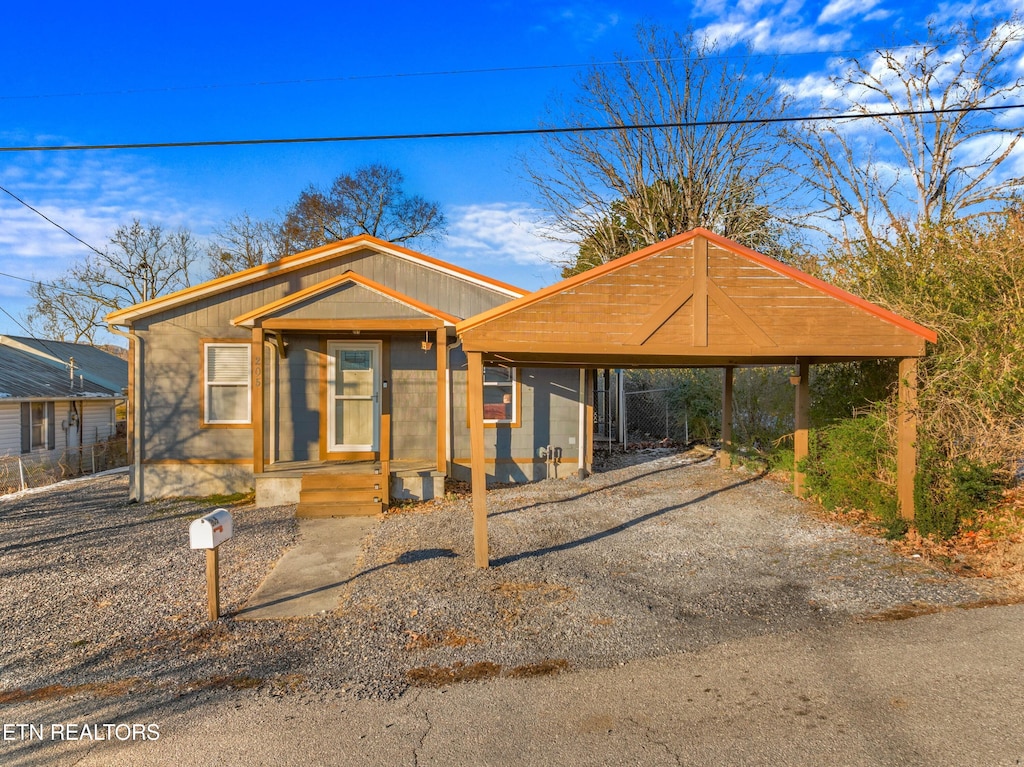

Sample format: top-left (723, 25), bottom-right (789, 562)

top-left (436, 327), bottom-right (447, 474)
top-left (720, 366), bottom-right (733, 468)
top-left (467, 351), bottom-right (489, 568)
top-left (793, 358), bottom-right (810, 498)
top-left (584, 369), bottom-right (594, 474)
top-left (897, 357), bottom-right (919, 521)
top-left (252, 327), bottom-right (265, 475)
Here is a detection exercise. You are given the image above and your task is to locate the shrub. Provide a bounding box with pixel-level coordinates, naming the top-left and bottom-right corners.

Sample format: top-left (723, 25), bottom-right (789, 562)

top-left (803, 410), bottom-right (905, 538)
top-left (914, 442), bottom-right (1003, 538)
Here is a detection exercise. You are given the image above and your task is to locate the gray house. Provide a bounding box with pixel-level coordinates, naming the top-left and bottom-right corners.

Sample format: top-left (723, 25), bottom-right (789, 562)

top-left (0, 335), bottom-right (126, 460)
top-left (106, 235), bottom-right (590, 514)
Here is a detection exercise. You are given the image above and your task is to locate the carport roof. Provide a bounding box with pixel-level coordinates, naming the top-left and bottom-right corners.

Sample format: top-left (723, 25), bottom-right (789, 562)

top-left (456, 228), bottom-right (936, 366)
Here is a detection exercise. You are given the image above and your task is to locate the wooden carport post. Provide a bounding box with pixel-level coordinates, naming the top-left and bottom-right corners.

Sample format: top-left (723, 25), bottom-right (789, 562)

top-left (897, 357), bottom-right (918, 521)
top-left (467, 351), bottom-right (489, 568)
top-left (720, 366), bottom-right (733, 468)
top-left (793, 358), bottom-right (810, 498)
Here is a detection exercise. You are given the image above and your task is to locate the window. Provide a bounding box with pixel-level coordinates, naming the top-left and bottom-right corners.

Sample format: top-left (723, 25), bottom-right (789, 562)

top-left (20, 401), bottom-right (54, 453)
top-left (483, 364), bottom-right (517, 424)
top-left (204, 343), bottom-right (251, 425)
top-left (30, 402), bottom-right (46, 449)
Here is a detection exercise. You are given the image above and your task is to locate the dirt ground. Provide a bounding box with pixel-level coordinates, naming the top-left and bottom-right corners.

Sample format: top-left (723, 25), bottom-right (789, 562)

top-left (1, 451), bottom-right (1020, 707)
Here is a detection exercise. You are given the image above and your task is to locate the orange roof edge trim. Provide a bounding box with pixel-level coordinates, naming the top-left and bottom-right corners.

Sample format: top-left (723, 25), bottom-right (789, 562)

top-left (456, 227), bottom-right (938, 345)
top-left (106, 233), bottom-right (524, 324)
top-left (231, 270), bottom-right (461, 327)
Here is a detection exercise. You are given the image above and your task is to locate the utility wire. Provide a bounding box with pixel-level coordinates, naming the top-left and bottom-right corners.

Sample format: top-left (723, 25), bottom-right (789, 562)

top-left (1, 103), bottom-right (1020, 153)
top-left (0, 303), bottom-right (74, 362)
top-left (0, 269), bottom-right (63, 290)
top-left (0, 184), bottom-right (106, 257)
top-left (0, 44), bottom-right (917, 102)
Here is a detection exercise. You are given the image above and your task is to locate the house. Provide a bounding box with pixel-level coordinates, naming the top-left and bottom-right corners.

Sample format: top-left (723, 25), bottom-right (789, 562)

top-left (0, 335), bottom-right (127, 460)
top-left (105, 235), bottom-right (590, 513)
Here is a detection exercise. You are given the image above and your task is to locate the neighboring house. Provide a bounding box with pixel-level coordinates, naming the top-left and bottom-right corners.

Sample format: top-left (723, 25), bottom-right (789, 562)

top-left (0, 336), bottom-right (127, 459)
top-left (106, 235), bottom-right (589, 513)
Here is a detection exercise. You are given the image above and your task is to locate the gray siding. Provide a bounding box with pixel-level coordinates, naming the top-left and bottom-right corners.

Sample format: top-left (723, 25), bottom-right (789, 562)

top-left (137, 248), bottom-right (513, 333)
top-left (271, 282), bottom-right (430, 322)
top-left (139, 325), bottom-right (252, 463)
top-left (273, 336), bottom-right (321, 462)
top-left (390, 339), bottom-right (436, 460)
top-left (450, 346), bottom-right (581, 483)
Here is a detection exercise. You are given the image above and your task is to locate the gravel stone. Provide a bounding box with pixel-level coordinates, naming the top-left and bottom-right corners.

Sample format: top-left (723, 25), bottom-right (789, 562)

top-left (0, 453), bottom-right (1008, 705)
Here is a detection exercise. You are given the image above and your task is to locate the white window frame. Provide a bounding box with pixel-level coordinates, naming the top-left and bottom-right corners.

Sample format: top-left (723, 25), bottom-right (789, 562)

top-left (483, 364), bottom-right (517, 425)
top-left (204, 342), bottom-right (251, 425)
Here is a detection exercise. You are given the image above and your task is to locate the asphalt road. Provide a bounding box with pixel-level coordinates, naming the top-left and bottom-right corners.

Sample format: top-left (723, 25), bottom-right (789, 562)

top-left (5, 603), bottom-right (1024, 767)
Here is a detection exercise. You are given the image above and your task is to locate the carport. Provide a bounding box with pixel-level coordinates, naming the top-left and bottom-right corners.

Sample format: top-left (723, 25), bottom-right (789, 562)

top-left (456, 228), bottom-right (937, 568)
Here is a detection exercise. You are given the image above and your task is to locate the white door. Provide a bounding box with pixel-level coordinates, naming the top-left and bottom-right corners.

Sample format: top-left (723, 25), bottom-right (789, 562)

top-left (327, 341), bottom-right (380, 452)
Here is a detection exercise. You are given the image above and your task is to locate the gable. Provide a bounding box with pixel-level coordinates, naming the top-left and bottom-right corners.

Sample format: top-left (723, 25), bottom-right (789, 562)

top-left (231, 272), bottom-right (460, 327)
top-left (106, 235), bottom-right (523, 330)
top-left (457, 229), bottom-right (935, 365)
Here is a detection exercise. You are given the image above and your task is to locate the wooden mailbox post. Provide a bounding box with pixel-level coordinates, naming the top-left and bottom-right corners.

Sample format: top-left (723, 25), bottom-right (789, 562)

top-left (189, 509), bottom-right (234, 620)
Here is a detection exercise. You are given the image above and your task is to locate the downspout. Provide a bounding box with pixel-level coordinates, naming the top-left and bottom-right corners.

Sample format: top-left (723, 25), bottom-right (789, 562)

top-left (107, 323), bottom-right (142, 502)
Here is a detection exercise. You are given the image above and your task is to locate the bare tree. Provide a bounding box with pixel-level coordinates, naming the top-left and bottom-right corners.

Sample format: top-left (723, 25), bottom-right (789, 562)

top-left (278, 163), bottom-right (447, 254)
top-left (790, 16), bottom-right (1024, 260)
top-left (207, 212), bottom-right (281, 277)
top-left (28, 219), bottom-right (201, 343)
top-left (526, 25), bottom-right (798, 273)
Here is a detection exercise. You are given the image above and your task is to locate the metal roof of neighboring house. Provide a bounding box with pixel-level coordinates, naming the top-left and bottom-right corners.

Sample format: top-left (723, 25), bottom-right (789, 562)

top-left (0, 337), bottom-right (126, 400)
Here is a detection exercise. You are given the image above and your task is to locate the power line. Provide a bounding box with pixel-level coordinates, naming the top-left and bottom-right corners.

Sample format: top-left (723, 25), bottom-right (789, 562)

top-left (0, 269), bottom-right (62, 290)
top-left (0, 303), bottom-right (74, 362)
top-left (1, 103), bottom-right (1020, 154)
top-left (0, 45), bottom-right (915, 103)
top-left (0, 184), bottom-right (106, 257)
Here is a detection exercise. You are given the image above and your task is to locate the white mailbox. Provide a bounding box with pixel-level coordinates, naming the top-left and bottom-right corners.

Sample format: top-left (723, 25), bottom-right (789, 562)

top-left (189, 509), bottom-right (233, 550)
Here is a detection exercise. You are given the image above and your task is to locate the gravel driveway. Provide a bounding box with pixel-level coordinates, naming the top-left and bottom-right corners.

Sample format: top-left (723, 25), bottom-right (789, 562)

top-left (0, 452), bottom-right (1008, 704)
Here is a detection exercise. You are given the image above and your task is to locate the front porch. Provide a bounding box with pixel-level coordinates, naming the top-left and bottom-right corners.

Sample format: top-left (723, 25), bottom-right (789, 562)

top-left (254, 459), bottom-right (445, 515)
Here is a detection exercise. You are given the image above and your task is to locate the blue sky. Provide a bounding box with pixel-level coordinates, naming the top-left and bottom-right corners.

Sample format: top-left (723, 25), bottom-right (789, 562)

top-left (1, 0), bottom-right (1022, 338)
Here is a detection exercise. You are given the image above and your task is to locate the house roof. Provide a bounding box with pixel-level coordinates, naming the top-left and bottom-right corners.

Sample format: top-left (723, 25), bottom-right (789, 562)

top-left (0, 340), bottom-right (123, 401)
top-left (0, 336), bottom-right (128, 394)
top-left (231, 271), bottom-right (462, 328)
top-left (457, 228), bottom-right (937, 366)
top-left (106, 234), bottom-right (525, 326)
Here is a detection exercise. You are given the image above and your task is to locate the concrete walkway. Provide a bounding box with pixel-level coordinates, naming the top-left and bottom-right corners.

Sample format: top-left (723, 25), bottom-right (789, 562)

top-left (236, 516), bottom-right (378, 619)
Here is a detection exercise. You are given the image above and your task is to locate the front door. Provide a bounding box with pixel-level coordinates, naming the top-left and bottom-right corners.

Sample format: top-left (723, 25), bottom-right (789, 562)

top-left (327, 341), bottom-right (380, 452)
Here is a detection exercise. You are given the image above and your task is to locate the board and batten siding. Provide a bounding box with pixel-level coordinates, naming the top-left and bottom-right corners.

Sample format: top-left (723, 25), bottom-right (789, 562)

top-left (449, 350), bottom-right (582, 483)
top-left (390, 338), bottom-right (437, 461)
top-left (139, 325), bottom-right (253, 463)
top-left (273, 335), bottom-right (322, 463)
top-left (137, 248), bottom-right (513, 333)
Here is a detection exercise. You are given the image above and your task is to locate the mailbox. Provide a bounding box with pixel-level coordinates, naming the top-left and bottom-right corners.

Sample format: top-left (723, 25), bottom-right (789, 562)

top-left (189, 509), bottom-right (233, 550)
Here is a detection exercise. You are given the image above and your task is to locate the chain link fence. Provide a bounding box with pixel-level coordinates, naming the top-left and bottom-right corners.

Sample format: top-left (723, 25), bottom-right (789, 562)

top-left (0, 437), bottom-right (129, 496)
top-left (622, 387), bottom-right (696, 445)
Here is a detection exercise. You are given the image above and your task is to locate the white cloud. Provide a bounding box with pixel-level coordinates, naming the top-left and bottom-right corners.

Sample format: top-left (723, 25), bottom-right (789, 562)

top-left (440, 202), bottom-right (570, 289)
top-left (817, 0), bottom-right (883, 25)
top-left (0, 150), bottom-right (215, 331)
